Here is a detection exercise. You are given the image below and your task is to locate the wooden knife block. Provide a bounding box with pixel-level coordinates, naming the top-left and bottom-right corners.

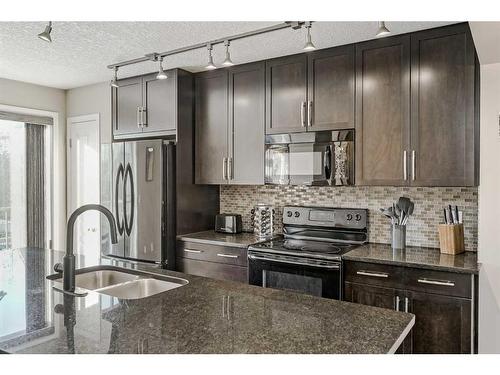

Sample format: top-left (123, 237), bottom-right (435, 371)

top-left (438, 224), bottom-right (465, 255)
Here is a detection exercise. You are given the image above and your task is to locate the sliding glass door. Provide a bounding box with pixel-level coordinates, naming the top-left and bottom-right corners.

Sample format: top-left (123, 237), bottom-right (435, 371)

top-left (0, 119), bottom-right (51, 250)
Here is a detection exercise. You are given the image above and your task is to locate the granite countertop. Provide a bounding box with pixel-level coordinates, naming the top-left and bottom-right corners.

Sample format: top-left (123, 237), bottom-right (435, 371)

top-left (177, 230), bottom-right (271, 248)
top-left (343, 243), bottom-right (479, 274)
top-left (0, 247), bottom-right (414, 354)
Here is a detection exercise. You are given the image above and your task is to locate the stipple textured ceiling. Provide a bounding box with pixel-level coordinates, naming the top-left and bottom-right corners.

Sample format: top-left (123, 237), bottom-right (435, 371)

top-left (0, 21), bottom-right (453, 90)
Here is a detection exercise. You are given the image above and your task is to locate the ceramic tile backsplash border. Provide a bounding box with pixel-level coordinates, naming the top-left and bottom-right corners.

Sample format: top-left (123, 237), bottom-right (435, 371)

top-left (220, 185), bottom-right (478, 251)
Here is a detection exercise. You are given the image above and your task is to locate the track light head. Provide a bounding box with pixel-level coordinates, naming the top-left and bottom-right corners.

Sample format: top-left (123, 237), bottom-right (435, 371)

top-left (222, 40), bottom-right (234, 67)
top-left (38, 21), bottom-right (52, 43)
top-left (303, 22), bottom-right (316, 51)
top-left (156, 56), bottom-right (168, 80)
top-left (110, 67), bottom-right (119, 88)
top-left (376, 21), bottom-right (391, 38)
top-left (205, 44), bottom-right (217, 70)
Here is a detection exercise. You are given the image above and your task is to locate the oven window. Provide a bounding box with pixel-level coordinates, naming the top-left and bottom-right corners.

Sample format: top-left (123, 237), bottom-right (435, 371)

top-left (263, 270), bottom-right (323, 297)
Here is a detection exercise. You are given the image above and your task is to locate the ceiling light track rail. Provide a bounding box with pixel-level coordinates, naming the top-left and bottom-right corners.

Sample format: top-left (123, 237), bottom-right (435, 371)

top-left (107, 21), bottom-right (308, 70)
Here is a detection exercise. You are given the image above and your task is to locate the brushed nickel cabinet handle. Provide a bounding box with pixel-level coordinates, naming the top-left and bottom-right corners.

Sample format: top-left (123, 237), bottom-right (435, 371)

top-left (357, 270), bottom-right (389, 278)
top-left (417, 278), bottom-right (455, 287)
top-left (141, 107), bottom-right (147, 127)
top-left (137, 107), bottom-right (142, 128)
top-left (395, 295), bottom-right (400, 311)
top-left (300, 101), bottom-right (306, 127)
top-left (308, 101), bottom-right (313, 127)
top-left (403, 150), bottom-right (408, 180)
top-left (411, 150), bottom-right (416, 181)
top-left (405, 297), bottom-right (409, 313)
top-left (217, 253), bottom-right (238, 259)
top-left (222, 157), bottom-right (228, 180)
top-left (184, 249), bottom-right (202, 254)
top-left (228, 157), bottom-right (233, 180)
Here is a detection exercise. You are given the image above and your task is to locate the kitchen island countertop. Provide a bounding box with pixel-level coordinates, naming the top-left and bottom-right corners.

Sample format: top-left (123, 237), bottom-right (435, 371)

top-left (0, 247), bottom-right (414, 354)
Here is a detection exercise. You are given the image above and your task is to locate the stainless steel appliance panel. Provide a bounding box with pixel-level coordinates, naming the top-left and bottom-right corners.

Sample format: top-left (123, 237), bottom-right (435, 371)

top-left (101, 142), bottom-right (126, 258)
top-left (124, 140), bottom-right (163, 262)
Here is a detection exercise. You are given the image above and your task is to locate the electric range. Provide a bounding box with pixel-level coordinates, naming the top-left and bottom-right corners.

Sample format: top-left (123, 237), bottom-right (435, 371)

top-left (248, 206), bottom-right (368, 300)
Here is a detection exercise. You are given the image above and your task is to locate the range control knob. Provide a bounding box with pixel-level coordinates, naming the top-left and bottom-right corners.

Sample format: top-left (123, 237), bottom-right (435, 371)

top-left (355, 213), bottom-right (362, 221)
top-left (294, 211), bottom-right (300, 218)
top-left (287, 211), bottom-right (293, 217)
top-left (346, 213), bottom-right (353, 221)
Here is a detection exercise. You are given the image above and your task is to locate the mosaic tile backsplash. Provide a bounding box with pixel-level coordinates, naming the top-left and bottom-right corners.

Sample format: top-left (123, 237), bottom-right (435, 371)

top-left (220, 185), bottom-right (478, 251)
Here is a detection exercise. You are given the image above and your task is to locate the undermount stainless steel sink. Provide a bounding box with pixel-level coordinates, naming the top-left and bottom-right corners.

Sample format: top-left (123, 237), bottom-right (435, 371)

top-left (97, 278), bottom-right (184, 299)
top-left (73, 270), bottom-right (141, 290)
top-left (47, 265), bottom-right (188, 299)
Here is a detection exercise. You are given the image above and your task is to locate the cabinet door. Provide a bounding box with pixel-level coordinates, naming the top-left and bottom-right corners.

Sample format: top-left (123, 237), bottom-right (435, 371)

top-left (355, 36), bottom-right (411, 186)
top-left (142, 71), bottom-right (177, 136)
top-left (195, 70), bottom-right (229, 184)
top-left (266, 54), bottom-right (308, 134)
top-left (408, 291), bottom-right (472, 354)
top-left (228, 62), bottom-right (265, 184)
top-left (410, 24), bottom-right (477, 186)
top-left (344, 281), bottom-right (400, 310)
top-left (113, 76), bottom-right (143, 137)
top-left (307, 45), bottom-right (355, 130)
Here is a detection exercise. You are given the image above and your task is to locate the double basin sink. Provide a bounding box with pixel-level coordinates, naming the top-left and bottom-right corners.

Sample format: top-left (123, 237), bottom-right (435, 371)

top-left (47, 265), bottom-right (188, 300)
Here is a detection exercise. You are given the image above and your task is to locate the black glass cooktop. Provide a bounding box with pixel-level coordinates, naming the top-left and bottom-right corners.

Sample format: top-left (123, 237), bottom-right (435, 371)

top-left (250, 238), bottom-right (359, 260)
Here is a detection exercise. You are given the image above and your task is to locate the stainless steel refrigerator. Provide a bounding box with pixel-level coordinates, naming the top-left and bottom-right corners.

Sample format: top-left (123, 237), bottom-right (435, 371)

top-left (100, 139), bottom-right (219, 269)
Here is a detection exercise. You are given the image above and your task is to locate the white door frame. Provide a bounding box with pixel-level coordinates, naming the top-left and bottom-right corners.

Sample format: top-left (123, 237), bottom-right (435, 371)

top-left (66, 113), bottom-right (100, 217)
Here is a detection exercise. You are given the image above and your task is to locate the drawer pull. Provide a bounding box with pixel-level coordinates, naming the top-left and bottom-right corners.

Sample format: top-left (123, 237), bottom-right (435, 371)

top-left (184, 249), bottom-right (202, 254)
top-left (417, 278), bottom-right (455, 287)
top-left (217, 253), bottom-right (238, 259)
top-left (357, 270), bottom-right (389, 278)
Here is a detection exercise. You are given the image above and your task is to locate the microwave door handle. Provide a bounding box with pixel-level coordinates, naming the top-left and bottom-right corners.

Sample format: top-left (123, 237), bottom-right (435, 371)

top-left (324, 145), bottom-right (332, 182)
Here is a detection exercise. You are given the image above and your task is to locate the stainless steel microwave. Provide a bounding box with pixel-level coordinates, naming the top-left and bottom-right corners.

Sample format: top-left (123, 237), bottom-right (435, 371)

top-left (264, 130), bottom-right (354, 186)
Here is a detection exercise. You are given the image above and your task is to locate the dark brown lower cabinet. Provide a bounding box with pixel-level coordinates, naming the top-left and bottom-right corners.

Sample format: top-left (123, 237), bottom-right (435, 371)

top-left (408, 291), bottom-right (471, 354)
top-left (343, 260), bottom-right (476, 354)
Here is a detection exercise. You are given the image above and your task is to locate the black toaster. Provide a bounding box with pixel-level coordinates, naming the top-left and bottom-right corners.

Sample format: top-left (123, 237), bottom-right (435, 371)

top-left (215, 214), bottom-right (243, 234)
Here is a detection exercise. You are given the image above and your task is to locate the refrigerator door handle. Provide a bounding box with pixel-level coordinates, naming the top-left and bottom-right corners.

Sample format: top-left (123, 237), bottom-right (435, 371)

top-left (115, 164), bottom-right (125, 235)
top-left (124, 163), bottom-right (135, 236)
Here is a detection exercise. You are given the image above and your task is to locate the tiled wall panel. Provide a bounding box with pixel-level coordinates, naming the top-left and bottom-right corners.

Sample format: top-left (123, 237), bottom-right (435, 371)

top-left (220, 185), bottom-right (478, 251)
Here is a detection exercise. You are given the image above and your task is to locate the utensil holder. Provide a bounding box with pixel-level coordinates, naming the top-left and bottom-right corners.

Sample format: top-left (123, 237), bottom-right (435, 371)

top-left (438, 224), bottom-right (465, 255)
top-left (392, 224), bottom-right (406, 250)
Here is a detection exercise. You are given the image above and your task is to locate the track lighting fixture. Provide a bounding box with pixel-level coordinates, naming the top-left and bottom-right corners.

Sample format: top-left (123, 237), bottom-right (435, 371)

top-left (38, 21), bottom-right (53, 43)
top-left (110, 67), bottom-right (119, 88)
top-left (303, 22), bottom-right (316, 51)
top-left (156, 56), bottom-right (168, 80)
top-left (222, 40), bottom-right (234, 66)
top-left (376, 21), bottom-right (391, 38)
top-left (205, 44), bottom-right (217, 70)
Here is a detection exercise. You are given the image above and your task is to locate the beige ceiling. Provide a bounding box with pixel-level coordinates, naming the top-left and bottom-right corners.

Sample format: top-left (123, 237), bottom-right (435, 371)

top-left (0, 21), bottom-right (454, 90)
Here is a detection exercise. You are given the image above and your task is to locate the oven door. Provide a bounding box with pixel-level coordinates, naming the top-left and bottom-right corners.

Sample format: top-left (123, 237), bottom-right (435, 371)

top-left (247, 251), bottom-right (342, 299)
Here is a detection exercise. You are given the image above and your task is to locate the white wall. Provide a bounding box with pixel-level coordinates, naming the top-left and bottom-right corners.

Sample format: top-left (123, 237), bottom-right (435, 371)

top-left (66, 82), bottom-right (111, 143)
top-left (0, 78), bottom-right (66, 252)
top-left (478, 63), bottom-right (500, 353)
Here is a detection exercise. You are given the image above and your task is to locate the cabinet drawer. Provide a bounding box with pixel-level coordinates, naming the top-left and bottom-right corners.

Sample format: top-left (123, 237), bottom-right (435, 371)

top-left (344, 261), bottom-right (405, 289)
top-left (405, 268), bottom-right (472, 298)
top-left (178, 241), bottom-right (248, 267)
top-left (176, 257), bottom-right (247, 283)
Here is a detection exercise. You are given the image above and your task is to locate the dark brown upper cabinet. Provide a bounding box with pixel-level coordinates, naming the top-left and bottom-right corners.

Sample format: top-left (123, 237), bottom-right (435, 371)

top-left (266, 54), bottom-right (308, 134)
top-left (195, 62), bottom-right (265, 185)
top-left (113, 69), bottom-right (189, 140)
top-left (356, 23), bottom-right (479, 187)
top-left (355, 35), bottom-right (411, 186)
top-left (266, 47), bottom-right (355, 134)
top-left (195, 69), bottom-right (229, 185)
top-left (410, 24), bottom-right (478, 186)
top-left (307, 45), bottom-right (355, 130)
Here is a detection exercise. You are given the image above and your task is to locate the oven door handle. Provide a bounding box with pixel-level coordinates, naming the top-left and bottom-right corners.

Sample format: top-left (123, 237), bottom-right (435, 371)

top-left (248, 254), bottom-right (340, 270)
